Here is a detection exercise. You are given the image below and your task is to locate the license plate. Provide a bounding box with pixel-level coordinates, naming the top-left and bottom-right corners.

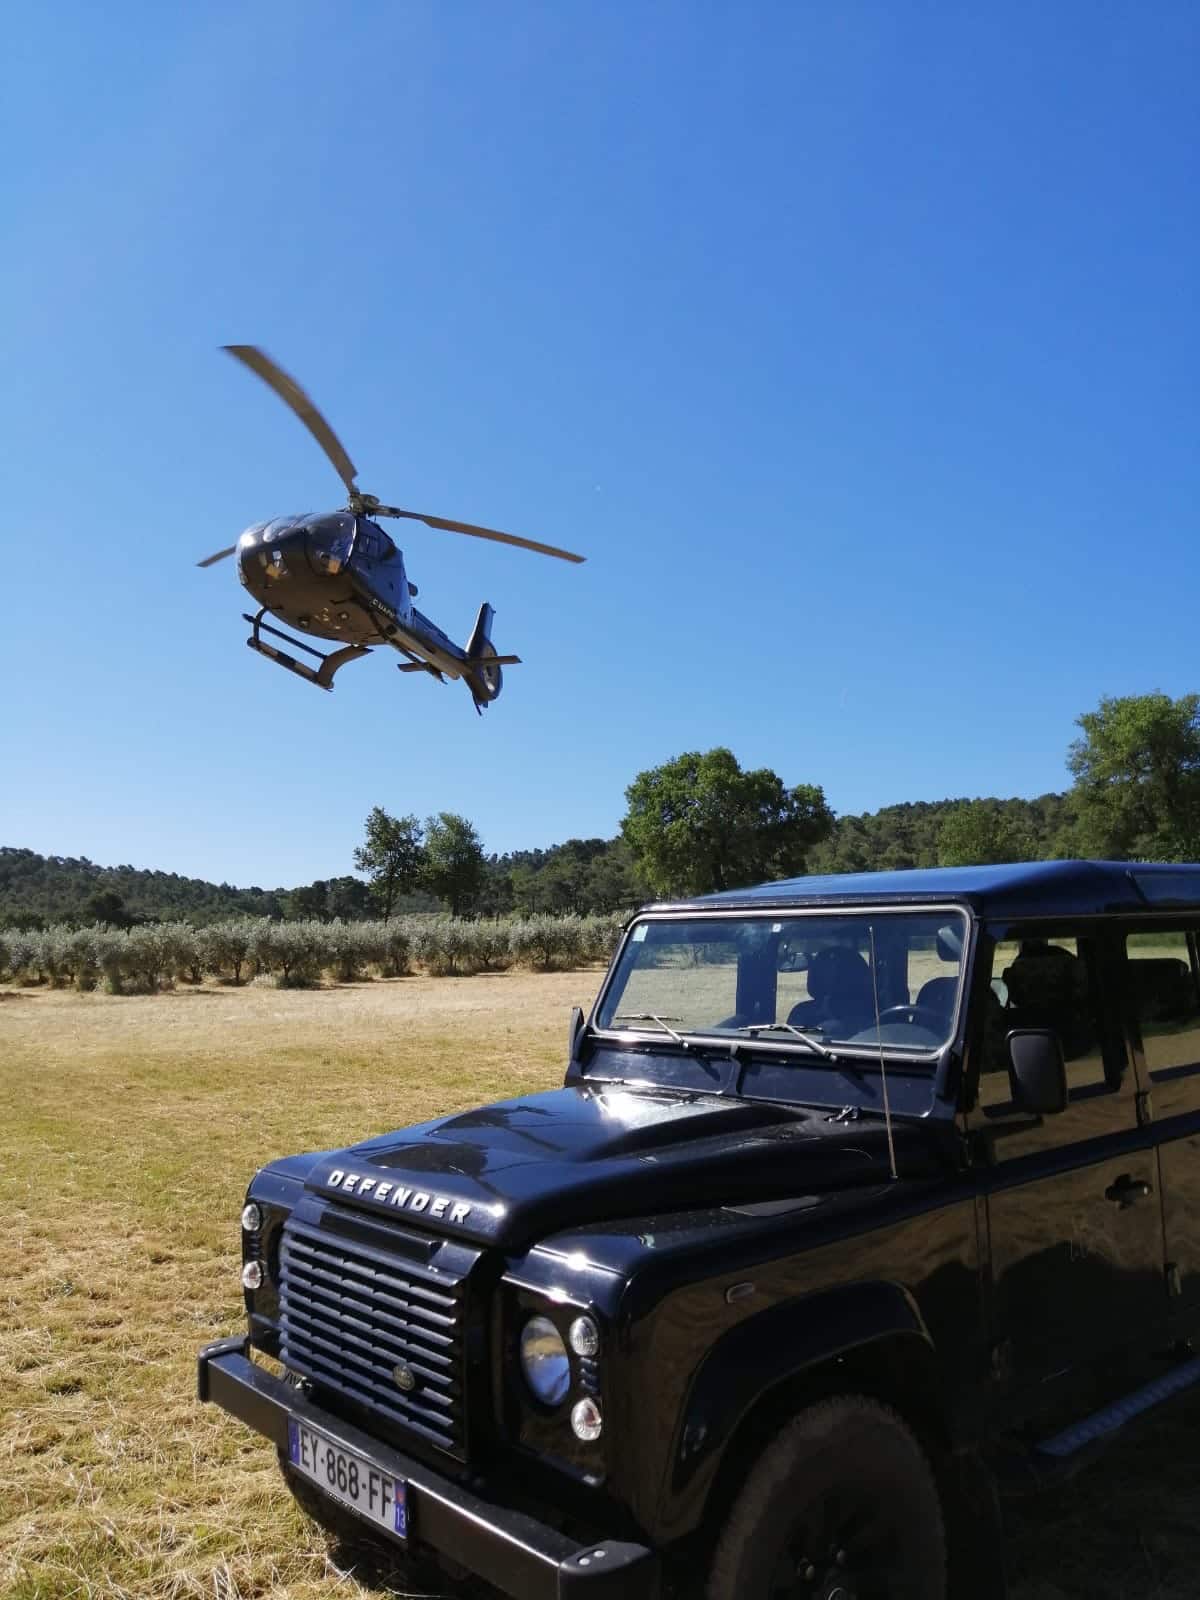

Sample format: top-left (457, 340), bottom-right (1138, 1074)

top-left (287, 1417), bottom-right (408, 1540)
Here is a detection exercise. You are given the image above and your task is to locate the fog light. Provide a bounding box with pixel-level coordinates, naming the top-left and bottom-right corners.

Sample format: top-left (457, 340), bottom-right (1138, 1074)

top-left (569, 1315), bottom-right (600, 1358)
top-left (571, 1397), bottom-right (603, 1442)
top-left (241, 1202), bottom-right (263, 1233)
top-left (241, 1260), bottom-right (263, 1290)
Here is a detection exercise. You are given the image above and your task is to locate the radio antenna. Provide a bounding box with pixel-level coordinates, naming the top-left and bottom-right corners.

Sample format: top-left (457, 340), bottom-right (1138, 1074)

top-left (868, 923), bottom-right (899, 1181)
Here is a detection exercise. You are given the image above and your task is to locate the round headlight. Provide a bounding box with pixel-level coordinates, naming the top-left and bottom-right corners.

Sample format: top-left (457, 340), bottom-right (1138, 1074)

top-left (241, 1260), bottom-right (263, 1290)
top-left (568, 1315), bottom-right (600, 1358)
top-left (241, 1202), bottom-right (263, 1233)
top-left (520, 1315), bottom-right (570, 1407)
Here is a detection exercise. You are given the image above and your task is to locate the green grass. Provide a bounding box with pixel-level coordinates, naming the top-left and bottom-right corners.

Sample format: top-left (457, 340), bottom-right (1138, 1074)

top-left (3, 975), bottom-right (1200, 1598)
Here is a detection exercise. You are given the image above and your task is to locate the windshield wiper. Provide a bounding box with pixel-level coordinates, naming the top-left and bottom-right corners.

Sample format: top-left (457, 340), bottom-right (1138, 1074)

top-left (612, 1012), bottom-right (686, 1045)
top-left (611, 1013), bottom-right (736, 1086)
top-left (735, 1021), bottom-right (839, 1059)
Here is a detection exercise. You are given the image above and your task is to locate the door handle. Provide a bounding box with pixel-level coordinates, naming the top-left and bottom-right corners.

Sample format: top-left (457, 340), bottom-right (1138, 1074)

top-left (1105, 1174), bottom-right (1154, 1207)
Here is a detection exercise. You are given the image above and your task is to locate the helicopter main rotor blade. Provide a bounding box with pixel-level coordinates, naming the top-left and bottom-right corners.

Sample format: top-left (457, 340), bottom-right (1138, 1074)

top-left (375, 505), bottom-right (585, 564)
top-left (197, 544), bottom-right (238, 568)
top-left (223, 344), bottom-right (359, 496)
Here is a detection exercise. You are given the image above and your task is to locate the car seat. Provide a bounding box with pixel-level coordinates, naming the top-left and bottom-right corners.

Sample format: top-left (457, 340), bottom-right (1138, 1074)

top-left (788, 946), bottom-right (875, 1033)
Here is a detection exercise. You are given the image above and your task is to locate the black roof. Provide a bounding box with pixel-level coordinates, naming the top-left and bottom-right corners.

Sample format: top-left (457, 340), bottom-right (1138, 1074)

top-left (655, 861), bottom-right (1200, 921)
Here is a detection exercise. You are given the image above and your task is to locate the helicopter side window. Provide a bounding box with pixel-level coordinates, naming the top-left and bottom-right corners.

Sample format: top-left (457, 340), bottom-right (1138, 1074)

top-left (355, 525), bottom-right (398, 563)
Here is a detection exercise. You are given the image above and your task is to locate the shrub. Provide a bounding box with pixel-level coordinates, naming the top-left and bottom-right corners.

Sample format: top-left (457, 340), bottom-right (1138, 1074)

top-left (406, 919), bottom-right (444, 974)
top-left (470, 921), bottom-right (514, 972)
top-left (325, 920), bottom-right (382, 983)
top-left (6, 932), bottom-right (41, 984)
top-left (95, 929), bottom-right (127, 994)
top-left (583, 912), bottom-right (626, 964)
top-left (171, 926), bottom-right (205, 986)
top-left (250, 920), bottom-right (325, 986)
top-left (38, 925), bottom-right (75, 988)
top-left (509, 915), bottom-right (582, 972)
top-left (379, 921), bottom-right (411, 977)
top-left (124, 925), bottom-right (179, 992)
top-left (65, 927), bottom-right (101, 992)
top-left (197, 920), bottom-right (253, 985)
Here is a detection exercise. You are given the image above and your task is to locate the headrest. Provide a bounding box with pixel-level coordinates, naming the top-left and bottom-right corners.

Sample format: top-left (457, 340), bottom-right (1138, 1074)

top-left (1128, 958), bottom-right (1194, 1022)
top-left (1002, 940), bottom-right (1083, 1008)
top-left (807, 946), bottom-right (872, 1004)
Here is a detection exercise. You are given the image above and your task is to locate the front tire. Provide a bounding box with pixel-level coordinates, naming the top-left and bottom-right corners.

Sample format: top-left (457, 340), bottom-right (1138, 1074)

top-left (707, 1396), bottom-right (947, 1600)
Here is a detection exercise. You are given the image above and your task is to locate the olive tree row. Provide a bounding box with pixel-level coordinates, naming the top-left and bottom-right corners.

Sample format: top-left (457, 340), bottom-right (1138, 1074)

top-left (0, 913), bottom-right (627, 993)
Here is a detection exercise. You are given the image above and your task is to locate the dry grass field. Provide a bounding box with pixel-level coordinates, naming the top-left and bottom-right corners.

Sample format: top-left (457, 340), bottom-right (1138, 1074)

top-left (3, 973), bottom-right (1200, 1599)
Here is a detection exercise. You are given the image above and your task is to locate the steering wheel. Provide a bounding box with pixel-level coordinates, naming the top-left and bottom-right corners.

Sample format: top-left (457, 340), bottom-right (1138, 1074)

top-left (874, 1005), bottom-right (946, 1031)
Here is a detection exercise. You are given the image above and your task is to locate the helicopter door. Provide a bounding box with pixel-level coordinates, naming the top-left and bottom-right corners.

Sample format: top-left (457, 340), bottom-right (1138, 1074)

top-left (353, 522), bottom-right (413, 622)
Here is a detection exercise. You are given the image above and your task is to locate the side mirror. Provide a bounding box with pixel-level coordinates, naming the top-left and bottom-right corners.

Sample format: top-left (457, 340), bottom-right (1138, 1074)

top-left (567, 1005), bottom-right (586, 1066)
top-left (1007, 1029), bottom-right (1067, 1114)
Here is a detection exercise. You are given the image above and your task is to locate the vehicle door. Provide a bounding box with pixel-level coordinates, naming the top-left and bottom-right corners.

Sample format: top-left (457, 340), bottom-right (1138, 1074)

top-left (1121, 921), bottom-right (1200, 1315)
top-left (967, 924), bottom-right (1167, 1415)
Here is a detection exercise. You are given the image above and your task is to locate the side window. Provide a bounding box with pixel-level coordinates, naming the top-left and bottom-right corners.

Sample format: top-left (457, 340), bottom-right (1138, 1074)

top-left (1125, 929), bottom-right (1200, 1073)
top-left (977, 933), bottom-right (1110, 1110)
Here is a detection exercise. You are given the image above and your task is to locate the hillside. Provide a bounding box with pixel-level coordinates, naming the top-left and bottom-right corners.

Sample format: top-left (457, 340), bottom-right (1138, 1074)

top-left (0, 847), bottom-right (289, 927)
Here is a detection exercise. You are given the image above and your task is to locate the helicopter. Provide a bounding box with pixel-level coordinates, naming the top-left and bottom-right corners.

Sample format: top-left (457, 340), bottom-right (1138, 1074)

top-left (198, 345), bottom-right (585, 710)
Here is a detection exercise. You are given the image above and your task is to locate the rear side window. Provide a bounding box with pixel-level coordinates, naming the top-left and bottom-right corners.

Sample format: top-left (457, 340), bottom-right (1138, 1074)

top-left (1124, 930), bottom-right (1200, 1073)
top-left (978, 934), bottom-right (1110, 1106)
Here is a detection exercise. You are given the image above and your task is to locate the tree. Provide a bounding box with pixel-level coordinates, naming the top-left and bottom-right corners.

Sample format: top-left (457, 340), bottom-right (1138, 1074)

top-left (326, 875), bottom-right (372, 921)
top-left (1068, 692), bottom-right (1200, 861)
top-left (621, 747), bottom-right (834, 898)
top-left (936, 801), bottom-right (1034, 867)
top-left (352, 808), bottom-right (425, 920)
top-left (84, 889), bottom-right (130, 927)
top-left (287, 880), bottom-right (330, 920)
top-left (423, 813), bottom-right (486, 917)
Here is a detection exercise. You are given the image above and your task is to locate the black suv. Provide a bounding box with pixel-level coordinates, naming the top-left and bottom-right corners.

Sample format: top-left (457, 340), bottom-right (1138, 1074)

top-left (199, 860), bottom-right (1200, 1599)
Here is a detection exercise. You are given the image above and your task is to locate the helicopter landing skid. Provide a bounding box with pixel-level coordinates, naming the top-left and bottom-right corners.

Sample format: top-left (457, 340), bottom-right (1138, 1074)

top-left (242, 611), bottom-right (370, 692)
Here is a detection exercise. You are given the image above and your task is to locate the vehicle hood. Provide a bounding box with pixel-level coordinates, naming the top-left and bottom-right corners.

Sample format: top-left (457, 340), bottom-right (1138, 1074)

top-left (299, 1084), bottom-right (933, 1249)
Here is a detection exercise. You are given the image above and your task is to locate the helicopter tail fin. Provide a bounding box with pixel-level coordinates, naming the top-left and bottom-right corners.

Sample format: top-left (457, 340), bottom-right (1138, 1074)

top-left (463, 603), bottom-right (520, 713)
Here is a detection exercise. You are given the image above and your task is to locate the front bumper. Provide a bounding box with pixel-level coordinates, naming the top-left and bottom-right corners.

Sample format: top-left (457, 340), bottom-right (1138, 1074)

top-left (197, 1337), bottom-right (659, 1600)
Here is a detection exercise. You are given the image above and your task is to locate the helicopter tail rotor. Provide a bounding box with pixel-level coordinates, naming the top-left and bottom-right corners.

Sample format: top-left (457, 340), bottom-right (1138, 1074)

top-left (463, 602), bottom-right (516, 714)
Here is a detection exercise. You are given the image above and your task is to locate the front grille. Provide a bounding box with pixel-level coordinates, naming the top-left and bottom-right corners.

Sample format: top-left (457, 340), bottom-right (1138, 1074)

top-left (279, 1217), bottom-right (468, 1458)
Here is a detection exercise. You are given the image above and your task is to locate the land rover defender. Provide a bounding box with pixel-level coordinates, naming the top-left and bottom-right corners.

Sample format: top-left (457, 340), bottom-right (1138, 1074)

top-left (198, 861), bottom-right (1200, 1598)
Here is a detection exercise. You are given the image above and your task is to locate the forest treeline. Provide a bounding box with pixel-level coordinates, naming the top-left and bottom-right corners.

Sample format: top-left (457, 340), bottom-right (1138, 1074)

top-left (0, 792), bottom-right (1074, 930)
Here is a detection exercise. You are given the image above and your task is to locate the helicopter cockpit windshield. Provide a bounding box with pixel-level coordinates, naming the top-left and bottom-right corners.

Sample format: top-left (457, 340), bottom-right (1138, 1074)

top-left (305, 513), bottom-right (356, 575)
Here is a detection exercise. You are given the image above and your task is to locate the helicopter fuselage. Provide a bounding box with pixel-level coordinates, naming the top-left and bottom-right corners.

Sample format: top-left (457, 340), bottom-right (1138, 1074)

top-left (233, 509), bottom-right (512, 706)
top-left (202, 342), bottom-right (579, 707)
top-left (237, 511), bottom-right (411, 647)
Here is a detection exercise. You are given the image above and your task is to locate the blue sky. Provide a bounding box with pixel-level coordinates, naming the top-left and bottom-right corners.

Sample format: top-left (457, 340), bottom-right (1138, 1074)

top-left (2, 2), bottom-right (1197, 887)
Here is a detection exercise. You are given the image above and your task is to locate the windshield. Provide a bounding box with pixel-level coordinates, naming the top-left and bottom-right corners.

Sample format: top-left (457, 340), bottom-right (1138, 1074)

top-left (596, 909), bottom-right (968, 1056)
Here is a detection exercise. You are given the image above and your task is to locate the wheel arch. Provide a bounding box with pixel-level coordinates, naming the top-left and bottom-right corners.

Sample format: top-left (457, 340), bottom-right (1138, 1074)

top-left (655, 1280), bottom-right (950, 1546)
